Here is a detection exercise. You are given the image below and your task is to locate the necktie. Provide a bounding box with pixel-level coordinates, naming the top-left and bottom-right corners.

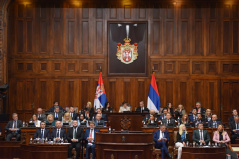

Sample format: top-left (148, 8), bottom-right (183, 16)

top-left (41, 129), bottom-right (44, 139)
top-left (73, 128), bottom-right (76, 139)
top-left (162, 132), bottom-right (164, 138)
top-left (200, 130), bottom-right (203, 140)
top-left (198, 109), bottom-right (201, 113)
top-left (71, 113), bottom-right (73, 118)
top-left (14, 121), bottom-right (17, 128)
top-left (89, 129), bottom-right (93, 143)
top-left (168, 120), bottom-right (170, 124)
top-left (39, 114), bottom-right (41, 118)
top-left (56, 113), bottom-right (58, 118)
top-left (57, 129), bottom-right (60, 138)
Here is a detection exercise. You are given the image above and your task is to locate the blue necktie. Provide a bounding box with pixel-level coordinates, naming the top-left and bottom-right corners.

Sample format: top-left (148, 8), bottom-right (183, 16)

top-left (41, 130), bottom-right (44, 139)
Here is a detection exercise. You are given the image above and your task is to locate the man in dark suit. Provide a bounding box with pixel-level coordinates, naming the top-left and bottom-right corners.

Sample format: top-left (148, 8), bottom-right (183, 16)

top-left (51, 121), bottom-right (66, 141)
top-left (33, 121), bottom-right (50, 139)
top-left (48, 101), bottom-right (66, 113)
top-left (153, 125), bottom-right (171, 159)
top-left (195, 102), bottom-right (206, 115)
top-left (159, 108), bottom-right (168, 121)
top-left (229, 109), bottom-right (238, 123)
top-left (96, 108), bottom-right (108, 121)
top-left (67, 120), bottom-right (84, 159)
top-left (84, 121), bottom-right (100, 159)
top-left (192, 113), bottom-right (205, 128)
top-left (229, 116), bottom-right (239, 144)
top-left (162, 113), bottom-right (175, 127)
top-left (192, 123), bottom-right (211, 145)
top-left (5, 113), bottom-right (23, 141)
top-left (208, 114), bottom-right (221, 128)
top-left (142, 109), bottom-right (157, 124)
top-left (69, 106), bottom-right (78, 120)
top-left (37, 108), bottom-right (47, 121)
top-left (136, 101), bottom-right (149, 113)
top-left (94, 114), bottom-right (105, 127)
top-left (189, 108), bottom-right (197, 122)
top-left (51, 106), bottom-right (64, 121)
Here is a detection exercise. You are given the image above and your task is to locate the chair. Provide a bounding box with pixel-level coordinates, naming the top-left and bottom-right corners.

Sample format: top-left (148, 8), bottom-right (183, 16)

top-left (5, 130), bottom-right (16, 141)
top-left (153, 147), bottom-right (161, 159)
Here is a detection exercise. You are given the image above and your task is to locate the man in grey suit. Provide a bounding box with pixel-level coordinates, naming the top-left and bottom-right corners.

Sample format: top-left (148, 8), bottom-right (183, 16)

top-left (193, 122), bottom-right (211, 145)
top-left (37, 108), bottom-right (46, 121)
top-left (5, 113), bottom-right (23, 141)
top-left (162, 113), bottom-right (175, 127)
top-left (51, 106), bottom-right (63, 121)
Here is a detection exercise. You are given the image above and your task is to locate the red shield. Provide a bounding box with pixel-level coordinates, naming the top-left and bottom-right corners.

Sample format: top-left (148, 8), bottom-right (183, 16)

top-left (122, 50), bottom-right (132, 63)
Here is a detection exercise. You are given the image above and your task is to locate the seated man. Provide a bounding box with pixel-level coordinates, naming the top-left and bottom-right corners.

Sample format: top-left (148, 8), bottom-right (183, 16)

top-left (51, 106), bottom-right (64, 121)
top-left (33, 121), bottom-right (50, 139)
top-left (229, 109), bottom-right (238, 123)
top-left (153, 125), bottom-right (171, 159)
top-left (136, 101), bottom-right (149, 113)
top-left (192, 113), bottom-right (205, 128)
top-left (192, 123), bottom-right (210, 145)
top-left (69, 106), bottom-right (78, 120)
top-left (208, 114), bottom-right (221, 128)
top-left (37, 108), bottom-right (46, 121)
top-left (194, 102), bottom-right (206, 115)
top-left (159, 108), bottom-right (168, 121)
top-left (96, 108), bottom-right (108, 121)
top-left (51, 121), bottom-right (66, 141)
top-left (5, 113), bottom-right (23, 141)
top-left (48, 101), bottom-right (65, 113)
top-left (118, 102), bottom-right (131, 113)
top-left (162, 113), bottom-right (175, 127)
top-left (94, 114), bottom-right (105, 127)
top-left (146, 114), bottom-right (158, 127)
top-left (84, 121), bottom-right (100, 159)
top-left (189, 108), bottom-right (197, 122)
top-left (229, 116), bottom-right (239, 144)
top-left (67, 120), bottom-right (84, 159)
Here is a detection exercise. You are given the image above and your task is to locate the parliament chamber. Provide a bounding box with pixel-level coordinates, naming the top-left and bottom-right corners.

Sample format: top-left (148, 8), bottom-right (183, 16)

top-left (0, 0), bottom-right (239, 158)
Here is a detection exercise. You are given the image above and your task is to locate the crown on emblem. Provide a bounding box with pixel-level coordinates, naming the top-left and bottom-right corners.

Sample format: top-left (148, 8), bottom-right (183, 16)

top-left (124, 37), bottom-right (131, 43)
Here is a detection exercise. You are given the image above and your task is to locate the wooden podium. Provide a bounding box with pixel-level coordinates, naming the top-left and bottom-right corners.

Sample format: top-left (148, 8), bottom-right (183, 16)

top-left (95, 132), bottom-right (154, 159)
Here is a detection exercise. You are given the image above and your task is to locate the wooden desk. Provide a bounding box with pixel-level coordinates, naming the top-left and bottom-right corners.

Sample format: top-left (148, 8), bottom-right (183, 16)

top-left (95, 132), bottom-right (154, 159)
top-left (182, 146), bottom-right (226, 159)
top-left (0, 141), bottom-right (21, 158)
top-left (107, 112), bottom-right (146, 131)
top-left (21, 126), bottom-right (108, 145)
top-left (20, 143), bottom-right (70, 159)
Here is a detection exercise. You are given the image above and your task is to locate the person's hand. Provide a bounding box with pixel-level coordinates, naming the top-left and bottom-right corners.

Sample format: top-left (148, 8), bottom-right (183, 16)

top-left (183, 142), bottom-right (186, 146)
top-left (55, 137), bottom-right (61, 141)
top-left (221, 141), bottom-right (225, 143)
top-left (0, 132), bottom-right (1, 136)
top-left (83, 119), bottom-right (86, 122)
top-left (163, 138), bottom-right (167, 142)
top-left (142, 121), bottom-right (145, 124)
top-left (233, 129), bottom-right (236, 132)
top-left (158, 138), bottom-right (162, 142)
top-left (199, 140), bottom-right (205, 144)
top-left (71, 139), bottom-right (78, 142)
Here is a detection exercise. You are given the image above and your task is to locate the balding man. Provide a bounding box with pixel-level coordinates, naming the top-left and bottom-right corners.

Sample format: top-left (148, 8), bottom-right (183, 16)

top-left (94, 114), bottom-right (105, 127)
top-left (194, 102), bottom-right (206, 115)
top-left (136, 101), bottom-right (149, 113)
top-left (51, 121), bottom-right (66, 141)
top-left (208, 114), bottom-right (221, 128)
top-left (37, 108), bottom-right (46, 121)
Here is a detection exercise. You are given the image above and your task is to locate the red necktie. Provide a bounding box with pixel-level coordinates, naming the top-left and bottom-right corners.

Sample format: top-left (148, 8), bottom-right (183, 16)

top-left (89, 129), bottom-right (93, 143)
top-left (198, 109), bottom-right (200, 113)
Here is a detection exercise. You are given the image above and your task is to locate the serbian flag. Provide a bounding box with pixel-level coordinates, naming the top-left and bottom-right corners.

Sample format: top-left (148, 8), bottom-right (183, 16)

top-left (147, 72), bottom-right (161, 113)
top-left (94, 72), bottom-right (107, 109)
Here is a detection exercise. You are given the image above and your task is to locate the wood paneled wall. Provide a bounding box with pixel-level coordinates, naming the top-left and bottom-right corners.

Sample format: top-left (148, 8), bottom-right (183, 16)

top-left (5, 0), bottom-right (239, 122)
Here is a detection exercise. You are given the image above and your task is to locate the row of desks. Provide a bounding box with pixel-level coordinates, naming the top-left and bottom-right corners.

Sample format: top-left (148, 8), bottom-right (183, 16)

top-left (20, 126), bottom-right (231, 147)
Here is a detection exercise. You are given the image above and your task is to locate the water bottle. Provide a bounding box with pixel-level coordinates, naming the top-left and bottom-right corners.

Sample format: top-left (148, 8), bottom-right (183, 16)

top-left (23, 121), bottom-right (25, 127)
top-left (53, 137), bottom-right (56, 143)
top-left (200, 142), bottom-right (202, 146)
top-left (226, 154), bottom-right (231, 159)
top-left (62, 116), bottom-right (64, 122)
top-left (186, 141), bottom-right (189, 146)
top-left (61, 137), bottom-right (63, 143)
top-left (215, 142), bottom-right (217, 146)
top-left (77, 116), bottom-right (79, 121)
top-left (208, 141), bottom-right (211, 146)
top-left (30, 137), bottom-right (33, 144)
top-left (45, 137), bottom-right (48, 143)
top-left (109, 126), bottom-right (111, 133)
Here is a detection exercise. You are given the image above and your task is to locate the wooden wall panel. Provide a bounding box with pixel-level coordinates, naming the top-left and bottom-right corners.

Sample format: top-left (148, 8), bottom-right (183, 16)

top-left (5, 1), bottom-right (239, 121)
